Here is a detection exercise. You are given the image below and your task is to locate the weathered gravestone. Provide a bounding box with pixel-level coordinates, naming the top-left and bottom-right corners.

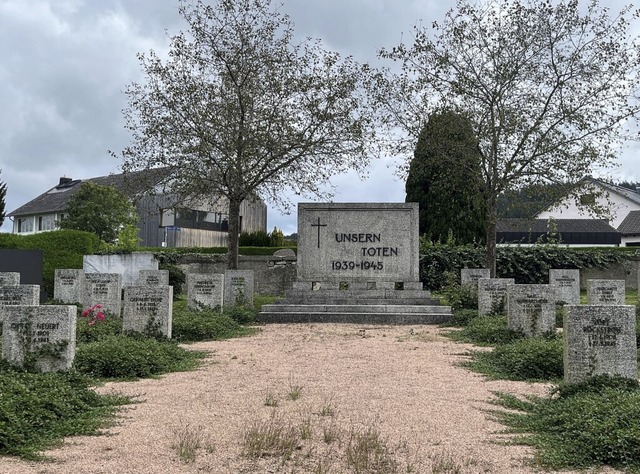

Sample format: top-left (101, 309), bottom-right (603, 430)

top-left (295, 202), bottom-right (422, 290)
top-left (0, 285), bottom-right (40, 331)
top-left (564, 305), bottom-right (637, 384)
top-left (460, 268), bottom-right (490, 287)
top-left (507, 284), bottom-right (556, 337)
top-left (478, 278), bottom-right (514, 316)
top-left (84, 253), bottom-right (159, 287)
top-left (2, 305), bottom-right (76, 372)
top-left (0, 272), bottom-right (20, 286)
top-left (54, 269), bottom-right (86, 304)
top-left (84, 273), bottom-right (122, 316)
top-left (138, 270), bottom-right (170, 286)
top-left (549, 269), bottom-right (580, 305)
top-left (123, 286), bottom-right (173, 338)
top-left (187, 273), bottom-right (224, 310)
top-left (224, 270), bottom-right (254, 307)
top-left (587, 279), bottom-right (625, 305)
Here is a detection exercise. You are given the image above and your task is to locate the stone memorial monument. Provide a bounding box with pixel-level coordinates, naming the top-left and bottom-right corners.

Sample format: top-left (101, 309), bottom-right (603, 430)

top-left (54, 269), bottom-right (86, 304)
top-left (478, 278), bottom-right (514, 316)
top-left (2, 305), bottom-right (76, 372)
top-left (187, 273), bottom-right (224, 310)
top-left (587, 279), bottom-right (625, 305)
top-left (507, 284), bottom-right (556, 337)
top-left (549, 269), bottom-right (580, 305)
top-left (224, 270), bottom-right (254, 307)
top-left (564, 305), bottom-right (637, 384)
top-left (123, 286), bottom-right (173, 338)
top-left (259, 202), bottom-right (452, 324)
top-left (84, 273), bottom-right (123, 316)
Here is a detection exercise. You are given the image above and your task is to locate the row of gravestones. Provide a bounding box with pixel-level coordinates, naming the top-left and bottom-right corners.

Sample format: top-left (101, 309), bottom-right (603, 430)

top-left (461, 268), bottom-right (637, 384)
top-left (0, 270), bottom-right (254, 373)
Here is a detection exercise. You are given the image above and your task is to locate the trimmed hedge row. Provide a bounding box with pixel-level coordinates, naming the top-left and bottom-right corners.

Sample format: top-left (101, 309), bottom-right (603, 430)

top-left (419, 242), bottom-right (638, 290)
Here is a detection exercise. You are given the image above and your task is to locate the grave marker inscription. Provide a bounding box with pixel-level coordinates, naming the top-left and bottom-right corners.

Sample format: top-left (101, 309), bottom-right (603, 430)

top-left (123, 286), bottom-right (173, 338)
top-left (587, 279), bottom-right (625, 305)
top-left (224, 270), bottom-right (254, 306)
top-left (54, 269), bottom-right (86, 304)
top-left (478, 278), bottom-right (514, 316)
top-left (549, 269), bottom-right (580, 305)
top-left (187, 273), bottom-right (224, 310)
top-left (507, 284), bottom-right (556, 337)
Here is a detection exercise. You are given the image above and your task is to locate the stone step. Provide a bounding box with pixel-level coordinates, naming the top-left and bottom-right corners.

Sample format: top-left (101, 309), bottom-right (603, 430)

top-left (261, 304), bottom-right (451, 314)
top-left (257, 310), bottom-right (452, 325)
top-left (279, 297), bottom-right (442, 305)
top-left (283, 289), bottom-right (433, 299)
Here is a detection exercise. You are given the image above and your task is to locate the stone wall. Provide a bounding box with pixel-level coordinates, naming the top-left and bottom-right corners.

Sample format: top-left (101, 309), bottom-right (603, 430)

top-left (175, 254), bottom-right (296, 296)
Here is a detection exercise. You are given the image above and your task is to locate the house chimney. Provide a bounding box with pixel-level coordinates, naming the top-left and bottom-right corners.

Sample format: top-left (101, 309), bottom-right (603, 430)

top-left (58, 177), bottom-right (72, 186)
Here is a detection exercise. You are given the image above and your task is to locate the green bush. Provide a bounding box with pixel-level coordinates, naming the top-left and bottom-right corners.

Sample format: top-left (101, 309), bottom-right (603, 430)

top-left (446, 314), bottom-right (523, 346)
top-left (159, 263), bottom-right (186, 295)
top-left (240, 230), bottom-right (271, 247)
top-left (74, 335), bottom-right (205, 379)
top-left (466, 336), bottom-right (563, 382)
top-left (493, 378), bottom-right (640, 470)
top-left (0, 370), bottom-right (130, 459)
top-left (75, 309), bottom-right (122, 344)
top-left (441, 271), bottom-right (478, 310)
top-left (172, 305), bottom-right (255, 342)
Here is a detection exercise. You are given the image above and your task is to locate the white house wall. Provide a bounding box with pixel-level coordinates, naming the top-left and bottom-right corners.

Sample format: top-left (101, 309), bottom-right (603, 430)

top-left (537, 183), bottom-right (640, 228)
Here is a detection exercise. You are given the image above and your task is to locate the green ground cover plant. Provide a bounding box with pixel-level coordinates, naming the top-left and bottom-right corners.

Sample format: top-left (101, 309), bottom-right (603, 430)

top-left (0, 369), bottom-right (130, 459)
top-left (491, 376), bottom-right (640, 471)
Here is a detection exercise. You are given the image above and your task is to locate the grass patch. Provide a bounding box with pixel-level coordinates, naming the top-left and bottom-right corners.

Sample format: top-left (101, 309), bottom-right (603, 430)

top-left (463, 336), bottom-right (563, 382)
top-left (0, 370), bottom-right (131, 459)
top-left (491, 376), bottom-right (640, 471)
top-left (345, 426), bottom-right (398, 474)
top-left (172, 422), bottom-right (213, 463)
top-left (445, 314), bottom-right (523, 346)
top-left (242, 412), bottom-right (299, 460)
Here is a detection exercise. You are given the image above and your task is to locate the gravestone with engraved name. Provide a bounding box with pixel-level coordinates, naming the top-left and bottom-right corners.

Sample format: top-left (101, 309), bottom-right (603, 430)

top-left (587, 279), bottom-right (625, 305)
top-left (507, 284), bottom-right (556, 337)
top-left (54, 269), bottom-right (86, 304)
top-left (460, 268), bottom-right (490, 287)
top-left (2, 305), bottom-right (76, 372)
top-left (0, 272), bottom-right (20, 286)
top-left (478, 278), bottom-right (514, 316)
top-left (0, 285), bottom-right (40, 329)
top-left (138, 270), bottom-right (170, 286)
top-left (187, 273), bottom-right (224, 310)
top-left (123, 286), bottom-right (173, 338)
top-left (296, 203), bottom-right (421, 290)
top-left (549, 269), bottom-right (580, 305)
top-left (84, 273), bottom-right (123, 316)
top-left (564, 305), bottom-right (637, 384)
top-left (224, 270), bottom-right (254, 307)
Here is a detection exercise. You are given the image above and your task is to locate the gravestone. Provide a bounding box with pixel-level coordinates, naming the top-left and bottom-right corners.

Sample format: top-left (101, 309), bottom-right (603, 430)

top-left (478, 278), bottom-right (514, 316)
top-left (0, 272), bottom-right (20, 286)
top-left (83, 253), bottom-right (159, 287)
top-left (187, 273), bottom-right (224, 310)
top-left (123, 286), bottom-right (173, 338)
top-left (224, 270), bottom-right (254, 307)
top-left (138, 270), bottom-right (170, 286)
top-left (460, 268), bottom-right (490, 287)
top-left (0, 285), bottom-right (40, 330)
top-left (2, 305), bottom-right (76, 372)
top-left (507, 284), bottom-right (556, 337)
top-left (296, 202), bottom-right (421, 290)
top-left (84, 273), bottom-right (123, 316)
top-left (564, 305), bottom-right (637, 384)
top-left (54, 269), bottom-right (86, 304)
top-left (587, 279), bottom-right (625, 305)
top-left (549, 269), bottom-right (580, 305)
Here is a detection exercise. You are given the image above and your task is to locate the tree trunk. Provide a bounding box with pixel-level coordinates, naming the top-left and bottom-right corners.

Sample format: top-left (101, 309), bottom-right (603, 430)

top-left (227, 198), bottom-right (241, 270)
top-left (485, 196), bottom-right (498, 277)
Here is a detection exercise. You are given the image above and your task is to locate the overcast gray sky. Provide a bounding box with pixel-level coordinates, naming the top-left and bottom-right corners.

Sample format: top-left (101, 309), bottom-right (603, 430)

top-left (1, 0), bottom-right (638, 235)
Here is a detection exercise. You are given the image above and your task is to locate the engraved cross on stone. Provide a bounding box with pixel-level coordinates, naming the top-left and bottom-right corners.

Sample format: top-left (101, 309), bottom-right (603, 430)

top-left (311, 217), bottom-right (327, 248)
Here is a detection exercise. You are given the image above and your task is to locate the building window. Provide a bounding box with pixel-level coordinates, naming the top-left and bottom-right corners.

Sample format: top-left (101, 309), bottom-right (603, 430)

top-left (17, 217), bottom-right (34, 233)
top-left (174, 208), bottom-right (229, 232)
top-left (38, 215), bottom-right (56, 231)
